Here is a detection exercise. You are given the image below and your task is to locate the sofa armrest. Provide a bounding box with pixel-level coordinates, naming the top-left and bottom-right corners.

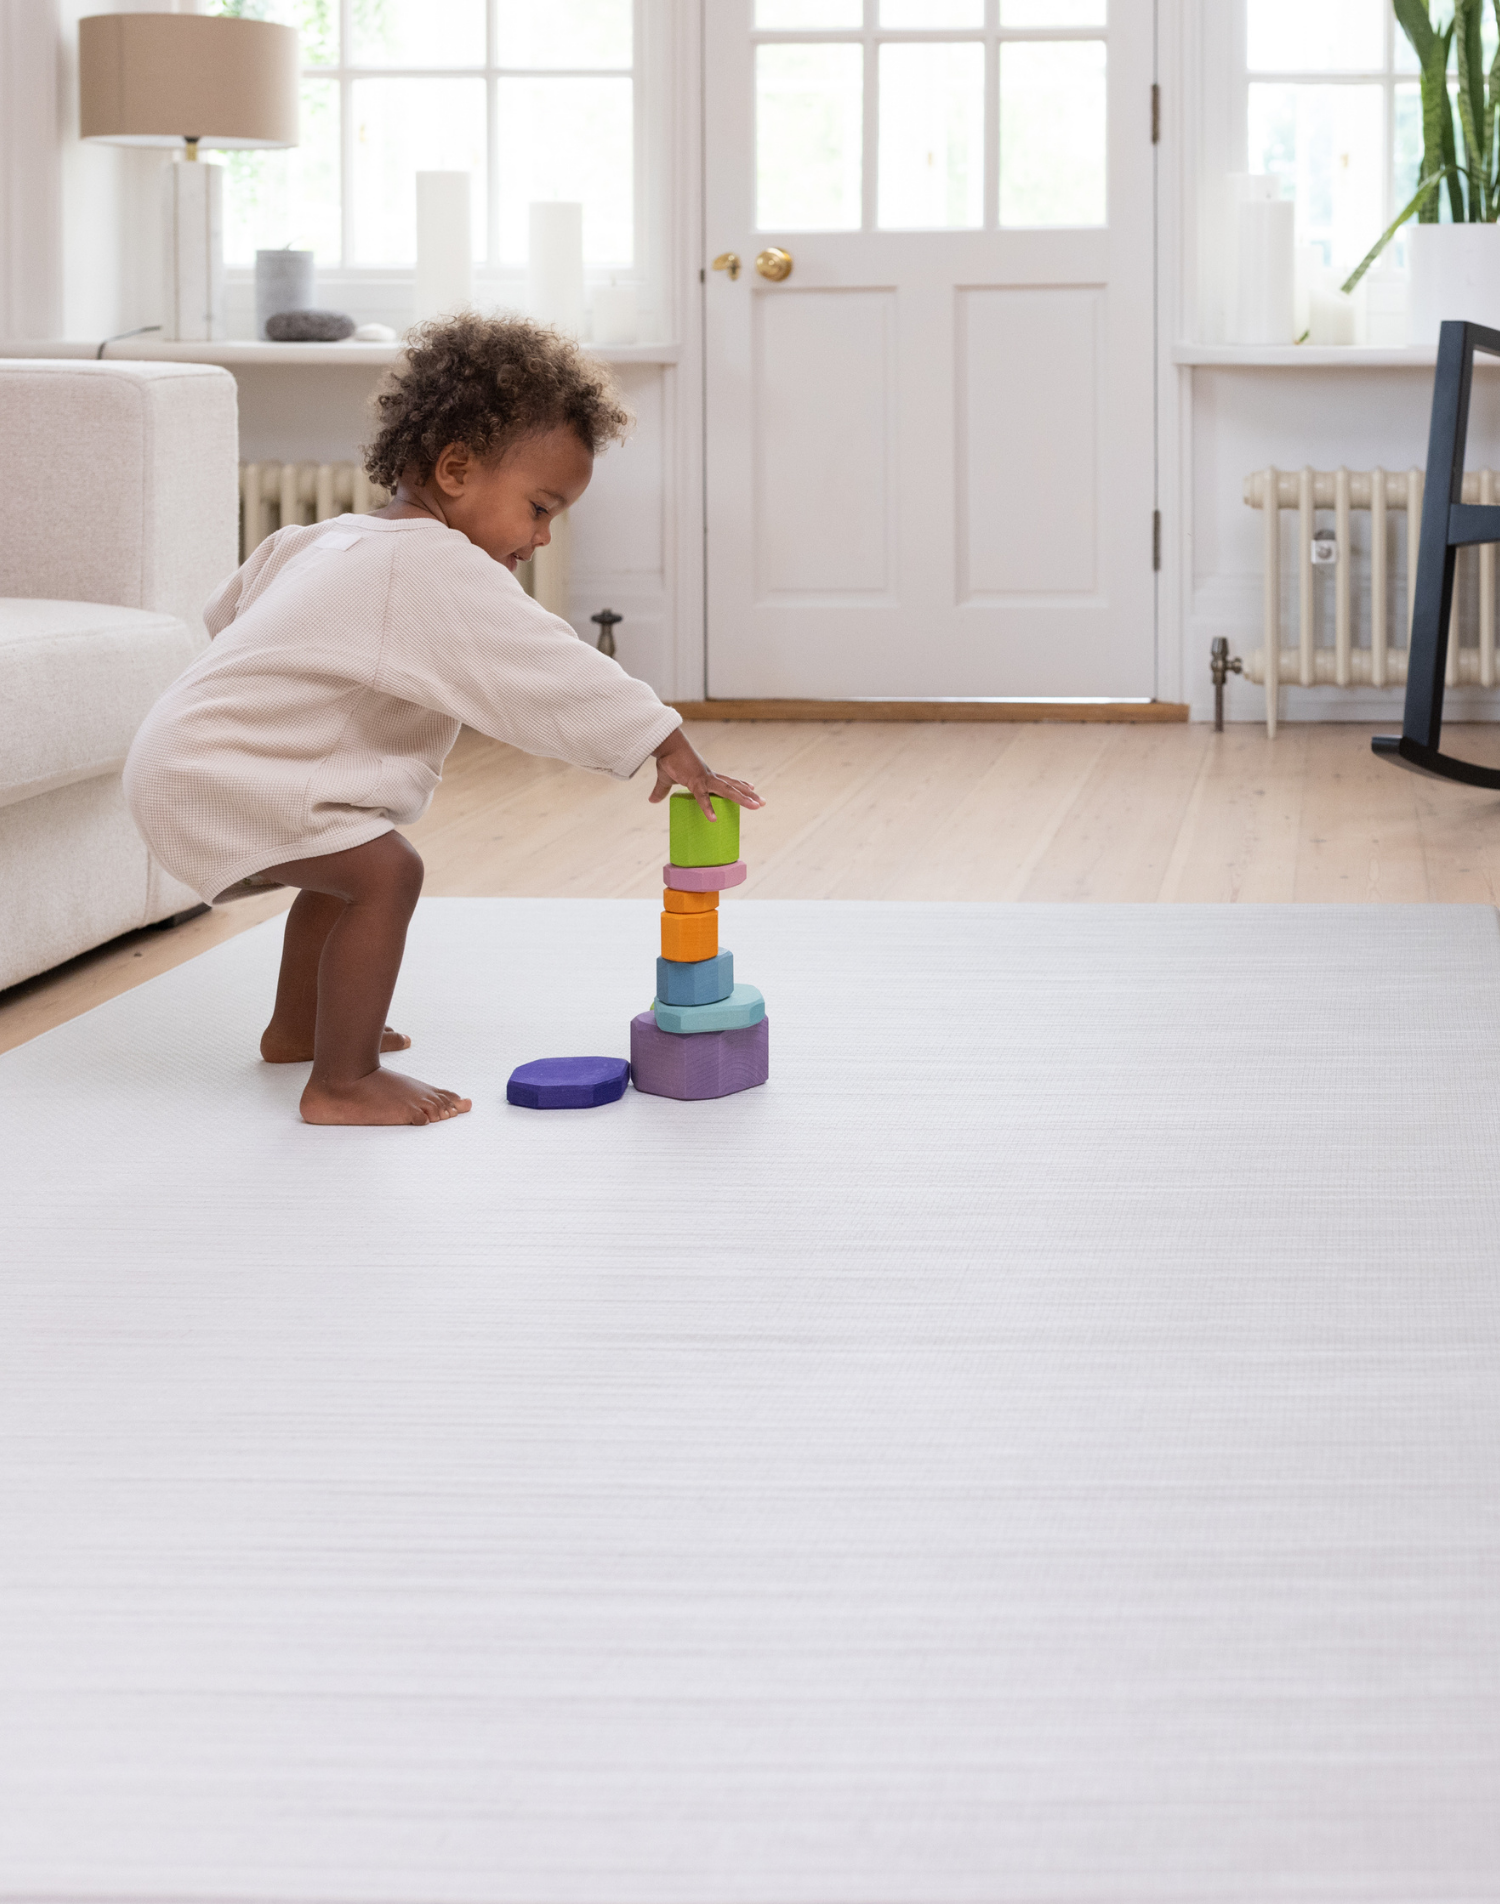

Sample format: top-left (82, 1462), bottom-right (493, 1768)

top-left (0, 359), bottom-right (239, 647)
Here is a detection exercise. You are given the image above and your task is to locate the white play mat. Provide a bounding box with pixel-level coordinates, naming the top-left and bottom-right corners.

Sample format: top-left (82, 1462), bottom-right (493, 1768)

top-left (2, 899), bottom-right (1498, 1901)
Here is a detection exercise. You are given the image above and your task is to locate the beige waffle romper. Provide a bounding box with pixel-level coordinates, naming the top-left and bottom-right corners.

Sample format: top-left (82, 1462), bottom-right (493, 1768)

top-left (124, 515), bottom-right (682, 904)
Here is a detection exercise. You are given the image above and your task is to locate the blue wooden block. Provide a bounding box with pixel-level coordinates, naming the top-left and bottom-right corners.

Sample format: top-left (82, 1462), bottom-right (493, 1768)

top-left (655, 947), bottom-right (734, 1006)
top-left (652, 983), bottom-right (765, 1035)
top-left (506, 1055), bottom-right (630, 1109)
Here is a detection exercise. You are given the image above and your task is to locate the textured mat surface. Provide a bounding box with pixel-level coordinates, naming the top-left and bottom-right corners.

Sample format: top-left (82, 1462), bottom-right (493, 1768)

top-left (3, 900), bottom-right (1500, 1903)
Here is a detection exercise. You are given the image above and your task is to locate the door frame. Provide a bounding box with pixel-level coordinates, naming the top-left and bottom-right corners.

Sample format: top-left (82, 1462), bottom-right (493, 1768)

top-left (681, 0), bottom-right (1177, 709)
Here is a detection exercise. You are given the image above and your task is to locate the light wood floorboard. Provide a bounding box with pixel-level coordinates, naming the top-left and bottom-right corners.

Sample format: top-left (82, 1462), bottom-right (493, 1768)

top-left (6, 720), bottom-right (1500, 1054)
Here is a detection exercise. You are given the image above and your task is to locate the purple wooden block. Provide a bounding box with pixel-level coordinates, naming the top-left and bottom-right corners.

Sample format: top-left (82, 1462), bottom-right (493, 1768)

top-left (662, 860), bottom-right (748, 893)
top-left (507, 1055), bottom-right (630, 1109)
top-left (629, 1012), bottom-right (770, 1101)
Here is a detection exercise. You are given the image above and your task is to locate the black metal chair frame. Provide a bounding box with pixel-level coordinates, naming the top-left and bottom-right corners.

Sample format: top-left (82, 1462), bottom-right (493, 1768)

top-left (1375, 318), bottom-right (1500, 789)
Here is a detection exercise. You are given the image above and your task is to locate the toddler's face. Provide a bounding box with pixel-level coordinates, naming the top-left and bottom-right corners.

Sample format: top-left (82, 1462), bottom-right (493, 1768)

top-left (434, 428), bottom-right (595, 570)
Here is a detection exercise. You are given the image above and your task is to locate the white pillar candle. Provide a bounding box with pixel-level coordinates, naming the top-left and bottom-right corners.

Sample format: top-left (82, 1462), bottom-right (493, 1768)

top-left (528, 202), bottom-right (584, 336)
top-left (414, 172), bottom-right (473, 323)
top-left (255, 247), bottom-right (315, 340)
top-left (1229, 177), bottom-right (1295, 346)
top-left (1309, 283), bottom-right (1358, 345)
top-left (591, 278), bottom-right (637, 345)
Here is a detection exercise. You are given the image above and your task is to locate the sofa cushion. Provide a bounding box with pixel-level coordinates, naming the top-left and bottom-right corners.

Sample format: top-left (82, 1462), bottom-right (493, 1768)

top-left (0, 598), bottom-right (197, 810)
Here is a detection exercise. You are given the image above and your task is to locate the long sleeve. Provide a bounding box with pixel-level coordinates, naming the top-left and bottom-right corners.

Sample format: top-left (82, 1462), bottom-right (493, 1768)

top-left (375, 529), bottom-right (681, 778)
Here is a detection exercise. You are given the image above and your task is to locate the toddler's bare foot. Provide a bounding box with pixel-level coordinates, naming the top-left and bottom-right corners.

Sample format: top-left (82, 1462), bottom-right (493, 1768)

top-left (300, 1068), bottom-right (471, 1127)
top-left (262, 1024), bottom-right (410, 1064)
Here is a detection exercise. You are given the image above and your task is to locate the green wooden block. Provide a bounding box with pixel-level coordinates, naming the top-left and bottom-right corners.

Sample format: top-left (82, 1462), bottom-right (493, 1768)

top-left (669, 793), bottom-right (741, 868)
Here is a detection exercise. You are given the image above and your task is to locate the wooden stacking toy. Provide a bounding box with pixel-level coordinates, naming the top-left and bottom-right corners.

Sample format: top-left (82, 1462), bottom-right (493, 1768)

top-left (630, 792), bottom-right (769, 1101)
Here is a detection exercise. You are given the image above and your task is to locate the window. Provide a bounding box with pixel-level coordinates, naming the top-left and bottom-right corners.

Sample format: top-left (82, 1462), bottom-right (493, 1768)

top-left (208, 0), bottom-right (635, 272)
top-left (1245, 0), bottom-right (1499, 275)
top-left (751, 0), bottom-right (1108, 234)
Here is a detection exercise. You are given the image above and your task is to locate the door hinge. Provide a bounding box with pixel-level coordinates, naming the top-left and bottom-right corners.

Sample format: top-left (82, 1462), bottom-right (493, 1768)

top-left (1152, 509), bottom-right (1162, 570)
top-left (1151, 83), bottom-right (1161, 144)
top-left (699, 266), bottom-right (706, 283)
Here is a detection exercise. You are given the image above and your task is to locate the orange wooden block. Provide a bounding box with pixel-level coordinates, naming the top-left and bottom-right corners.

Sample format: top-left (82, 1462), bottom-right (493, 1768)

top-left (663, 887), bottom-right (719, 915)
top-left (661, 910), bottom-right (719, 962)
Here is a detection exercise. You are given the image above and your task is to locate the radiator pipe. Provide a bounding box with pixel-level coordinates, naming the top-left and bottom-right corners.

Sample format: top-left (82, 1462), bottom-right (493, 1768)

top-left (1210, 637), bottom-right (1243, 732)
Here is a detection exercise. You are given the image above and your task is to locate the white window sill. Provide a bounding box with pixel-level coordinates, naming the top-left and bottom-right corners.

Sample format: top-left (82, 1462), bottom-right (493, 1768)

top-left (0, 339), bottom-right (681, 368)
top-left (1174, 343), bottom-right (1499, 368)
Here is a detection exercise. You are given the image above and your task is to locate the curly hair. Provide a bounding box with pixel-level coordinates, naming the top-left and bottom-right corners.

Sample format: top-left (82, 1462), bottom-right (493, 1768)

top-left (363, 312), bottom-right (632, 489)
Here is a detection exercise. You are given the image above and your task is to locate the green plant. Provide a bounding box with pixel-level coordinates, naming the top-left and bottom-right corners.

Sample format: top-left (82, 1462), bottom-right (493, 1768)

top-left (1343, 0), bottom-right (1500, 292)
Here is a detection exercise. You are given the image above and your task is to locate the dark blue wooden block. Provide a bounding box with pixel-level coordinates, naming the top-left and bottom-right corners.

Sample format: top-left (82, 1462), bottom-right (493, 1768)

top-left (506, 1055), bottom-right (630, 1109)
top-left (655, 948), bottom-right (734, 1006)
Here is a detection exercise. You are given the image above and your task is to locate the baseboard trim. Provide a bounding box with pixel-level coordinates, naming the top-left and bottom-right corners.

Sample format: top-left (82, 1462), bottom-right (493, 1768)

top-left (670, 699), bottom-right (1191, 724)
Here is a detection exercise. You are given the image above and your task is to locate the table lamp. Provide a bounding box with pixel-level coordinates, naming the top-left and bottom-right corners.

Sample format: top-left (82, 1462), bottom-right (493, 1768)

top-left (79, 13), bottom-right (299, 342)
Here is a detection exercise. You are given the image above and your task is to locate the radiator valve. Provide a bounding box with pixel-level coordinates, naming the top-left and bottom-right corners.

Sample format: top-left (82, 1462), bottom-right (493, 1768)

top-left (1210, 636), bottom-right (1243, 732)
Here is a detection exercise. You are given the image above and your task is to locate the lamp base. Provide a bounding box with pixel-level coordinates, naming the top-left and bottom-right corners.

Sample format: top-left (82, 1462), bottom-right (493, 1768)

top-left (161, 156), bottom-right (224, 343)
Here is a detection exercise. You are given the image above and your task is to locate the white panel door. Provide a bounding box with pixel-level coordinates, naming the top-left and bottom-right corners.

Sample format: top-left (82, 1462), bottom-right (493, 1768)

top-left (703, 0), bottom-right (1155, 700)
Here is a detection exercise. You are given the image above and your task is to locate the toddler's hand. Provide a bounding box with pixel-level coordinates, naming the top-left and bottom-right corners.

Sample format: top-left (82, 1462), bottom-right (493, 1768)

top-left (650, 728), bottom-right (764, 819)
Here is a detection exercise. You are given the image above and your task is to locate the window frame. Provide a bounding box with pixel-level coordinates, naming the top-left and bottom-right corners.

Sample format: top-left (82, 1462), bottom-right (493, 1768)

top-left (1237, 0), bottom-right (1421, 266)
top-left (224, 0), bottom-right (647, 281)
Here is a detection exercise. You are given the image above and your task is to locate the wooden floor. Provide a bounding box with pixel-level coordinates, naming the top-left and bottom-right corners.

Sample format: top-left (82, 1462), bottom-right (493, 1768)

top-left (7, 718), bottom-right (1500, 1055)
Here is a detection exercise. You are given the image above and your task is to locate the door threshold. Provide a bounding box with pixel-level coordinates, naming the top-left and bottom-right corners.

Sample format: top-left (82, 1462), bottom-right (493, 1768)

top-left (671, 699), bottom-right (1190, 724)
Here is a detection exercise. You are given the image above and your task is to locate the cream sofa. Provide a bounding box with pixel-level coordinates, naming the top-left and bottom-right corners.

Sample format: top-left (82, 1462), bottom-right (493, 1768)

top-left (0, 358), bottom-right (240, 992)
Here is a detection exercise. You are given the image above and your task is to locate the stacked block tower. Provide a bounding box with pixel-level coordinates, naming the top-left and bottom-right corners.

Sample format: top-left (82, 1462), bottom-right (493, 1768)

top-left (628, 794), bottom-right (769, 1101)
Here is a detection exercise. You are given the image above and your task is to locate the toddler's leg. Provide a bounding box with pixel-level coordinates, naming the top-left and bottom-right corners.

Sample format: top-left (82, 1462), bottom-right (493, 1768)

top-left (260, 890), bottom-right (412, 1063)
top-left (253, 832), bottom-right (470, 1126)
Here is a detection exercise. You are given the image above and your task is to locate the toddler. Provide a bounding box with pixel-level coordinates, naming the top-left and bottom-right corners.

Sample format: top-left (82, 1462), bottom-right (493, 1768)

top-left (125, 314), bottom-right (761, 1127)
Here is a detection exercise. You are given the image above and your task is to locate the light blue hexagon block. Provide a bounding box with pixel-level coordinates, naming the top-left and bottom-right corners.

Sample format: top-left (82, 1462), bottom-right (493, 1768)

top-left (656, 948), bottom-right (734, 1007)
top-left (652, 983), bottom-right (766, 1036)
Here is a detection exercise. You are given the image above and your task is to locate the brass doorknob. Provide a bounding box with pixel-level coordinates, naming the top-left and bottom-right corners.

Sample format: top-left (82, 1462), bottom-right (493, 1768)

top-left (755, 247), bottom-right (793, 282)
top-left (711, 251), bottom-right (741, 281)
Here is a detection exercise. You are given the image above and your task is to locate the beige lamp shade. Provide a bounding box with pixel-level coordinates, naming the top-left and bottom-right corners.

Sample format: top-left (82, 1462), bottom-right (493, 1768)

top-left (79, 13), bottom-right (299, 149)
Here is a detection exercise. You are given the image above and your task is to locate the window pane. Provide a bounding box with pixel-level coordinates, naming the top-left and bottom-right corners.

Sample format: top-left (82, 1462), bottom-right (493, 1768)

top-left (496, 0), bottom-right (632, 69)
top-left (495, 78), bottom-right (634, 264)
top-left (878, 43), bottom-right (984, 229)
top-left (999, 41), bottom-right (1106, 228)
top-left (757, 0), bottom-right (863, 23)
top-left (1394, 80), bottom-right (1423, 219)
top-left (207, 0), bottom-right (335, 65)
top-left (881, 0), bottom-right (982, 23)
top-left (757, 43), bottom-right (864, 231)
top-left (1000, 0), bottom-right (1106, 23)
top-left (1246, 0), bottom-right (1383, 72)
top-left (351, 79), bottom-right (486, 264)
top-left (351, 0), bottom-right (484, 66)
top-left (1248, 82), bottom-right (1383, 269)
top-left (221, 78), bottom-right (340, 264)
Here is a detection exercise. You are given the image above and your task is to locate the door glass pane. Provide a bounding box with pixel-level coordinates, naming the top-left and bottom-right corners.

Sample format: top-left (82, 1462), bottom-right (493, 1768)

top-left (1246, 0), bottom-right (1382, 72)
top-left (999, 41), bottom-right (1106, 227)
top-left (222, 77), bottom-right (340, 264)
top-left (495, 77), bottom-right (634, 264)
top-left (1000, 0), bottom-right (1106, 23)
top-left (881, 0), bottom-right (982, 23)
top-left (757, 43), bottom-right (864, 231)
top-left (351, 78), bottom-right (487, 264)
top-left (756, 0), bottom-right (863, 24)
top-left (878, 42), bottom-right (984, 229)
top-left (496, 0), bottom-right (632, 69)
top-left (1248, 82), bottom-right (1384, 269)
top-left (350, 0), bottom-right (486, 67)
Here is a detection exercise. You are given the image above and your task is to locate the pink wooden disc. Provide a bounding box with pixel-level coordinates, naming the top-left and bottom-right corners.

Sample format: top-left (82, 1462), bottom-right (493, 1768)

top-left (662, 860), bottom-right (747, 893)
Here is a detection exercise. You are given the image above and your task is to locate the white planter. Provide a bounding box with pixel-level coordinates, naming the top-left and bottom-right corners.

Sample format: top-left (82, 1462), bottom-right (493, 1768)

top-left (1408, 222), bottom-right (1500, 343)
